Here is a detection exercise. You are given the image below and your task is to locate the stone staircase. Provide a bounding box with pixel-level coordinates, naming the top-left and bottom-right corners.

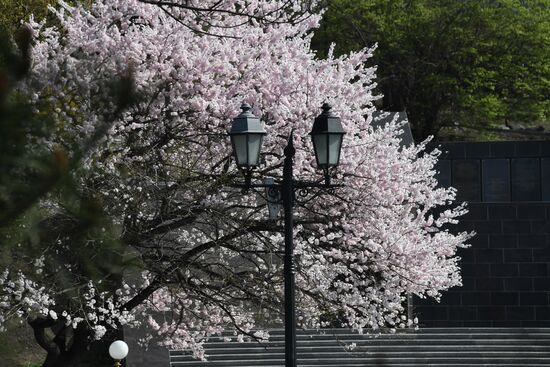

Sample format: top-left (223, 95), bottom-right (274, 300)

top-left (169, 328), bottom-right (550, 366)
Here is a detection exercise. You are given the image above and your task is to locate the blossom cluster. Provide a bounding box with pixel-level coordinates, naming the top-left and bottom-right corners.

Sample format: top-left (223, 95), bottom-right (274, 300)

top-left (0, 270), bottom-right (55, 331)
top-left (0, 267), bottom-right (139, 339)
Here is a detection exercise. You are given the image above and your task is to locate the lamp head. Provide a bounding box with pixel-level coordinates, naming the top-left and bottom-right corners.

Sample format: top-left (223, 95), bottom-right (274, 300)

top-left (109, 340), bottom-right (129, 361)
top-left (310, 103), bottom-right (345, 169)
top-left (229, 103), bottom-right (267, 169)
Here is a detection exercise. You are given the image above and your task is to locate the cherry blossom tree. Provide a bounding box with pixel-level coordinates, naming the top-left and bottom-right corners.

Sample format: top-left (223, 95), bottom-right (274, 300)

top-left (0, 0), bottom-right (469, 366)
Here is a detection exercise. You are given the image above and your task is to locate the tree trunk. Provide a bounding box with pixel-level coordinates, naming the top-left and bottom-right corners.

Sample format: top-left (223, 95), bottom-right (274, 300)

top-left (41, 337), bottom-right (115, 367)
top-left (30, 318), bottom-right (122, 367)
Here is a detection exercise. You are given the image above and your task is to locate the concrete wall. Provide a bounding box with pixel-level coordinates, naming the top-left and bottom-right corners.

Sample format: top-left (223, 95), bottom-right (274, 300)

top-left (416, 141), bottom-right (550, 326)
top-left (416, 202), bottom-right (550, 327)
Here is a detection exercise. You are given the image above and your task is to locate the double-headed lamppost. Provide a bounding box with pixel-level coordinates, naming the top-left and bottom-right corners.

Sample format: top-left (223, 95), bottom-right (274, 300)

top-left (228, 102), bottom-right (345, 367)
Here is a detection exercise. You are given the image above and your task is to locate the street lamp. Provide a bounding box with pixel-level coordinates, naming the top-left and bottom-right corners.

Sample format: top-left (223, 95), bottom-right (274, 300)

top-left (228, 103), bottom-right (267, 186)
top-left (310, 103), bottom-right (346, 184)
top-left (228, 102), bottom-right (345, 367)
top-left (109, 340), bottom-right (129, 367)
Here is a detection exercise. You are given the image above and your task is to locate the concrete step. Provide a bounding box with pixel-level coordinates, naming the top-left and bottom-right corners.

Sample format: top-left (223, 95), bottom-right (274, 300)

top-left (172, 352), bottom-right (550, 362)
top-left (172, 344), bottom-right (550, 355)
top-left (169, 328), bottom-right (550, 366)
top-left (192, 339), bottom-right (550, 349)
top-left (217, 329), bottom-right (550, 335)
top-left (172, 362), bottom-right (550, 367)
top-left (200, 333), bottom-right (550, 343)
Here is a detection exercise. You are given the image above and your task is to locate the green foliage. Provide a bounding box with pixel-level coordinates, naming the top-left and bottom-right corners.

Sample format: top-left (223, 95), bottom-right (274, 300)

top-left (0, 0), bottom-right (93, 44)
top-left (0, 25), bottom-right (137, 295)
top-left (0, 0), bottom-right (56, 34)
top-left (313, 0), bottom-right (550, 140)
top-left (0, 27), bottom-right (61, 228)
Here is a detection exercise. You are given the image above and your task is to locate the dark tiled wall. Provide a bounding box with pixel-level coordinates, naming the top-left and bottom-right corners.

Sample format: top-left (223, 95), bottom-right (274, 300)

top-left (415, 202), bottom-right (550, 327)
top-left (417, 141), bottom-right (550, 326)
top-left (430, 141), bottom-right (550, 202)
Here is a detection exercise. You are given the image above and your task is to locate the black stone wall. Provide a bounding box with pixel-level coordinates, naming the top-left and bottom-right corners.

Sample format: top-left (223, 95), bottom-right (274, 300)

top-left (415, 141), bottom-right (550, 327)
top-left (432, 141), bottom-right (550, 202)
top-left (416, 202), bottom-right (550, 327)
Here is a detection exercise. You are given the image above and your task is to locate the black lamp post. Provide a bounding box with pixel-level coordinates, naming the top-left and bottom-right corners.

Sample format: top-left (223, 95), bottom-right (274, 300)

top-left (229, 102), bottom-right (345, 367)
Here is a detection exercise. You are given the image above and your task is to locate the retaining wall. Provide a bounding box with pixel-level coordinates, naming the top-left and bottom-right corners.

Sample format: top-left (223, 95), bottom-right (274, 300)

top-left (416, 141), bottom-right (550, 326)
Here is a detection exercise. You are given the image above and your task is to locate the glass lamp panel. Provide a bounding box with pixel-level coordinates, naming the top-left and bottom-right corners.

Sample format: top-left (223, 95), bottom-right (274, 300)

top-left (328, 133), bottom-right (343, 166)
top-left (312, 134), bottom-right (328, 166)
top-left (231, 134), bottom-right (248, 166)
top-left (247, 134), bottom-right (263, 166)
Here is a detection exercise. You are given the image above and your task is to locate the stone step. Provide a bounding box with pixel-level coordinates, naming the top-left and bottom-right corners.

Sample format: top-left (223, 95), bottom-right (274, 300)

top-left (193, 339), bottom-right (550, 349)
top-left (200, 333), bottom-right (550, 343)
top-left (173, 351), bottom-right (550, 361)
top-left (169, 328), bottom-right (550, 367)
top-left (172, 344), bottom-right (550, 355)
top-left (171, 358), bottom-right (550, 366)
top-left (248, 329), bottom-right (550, 337)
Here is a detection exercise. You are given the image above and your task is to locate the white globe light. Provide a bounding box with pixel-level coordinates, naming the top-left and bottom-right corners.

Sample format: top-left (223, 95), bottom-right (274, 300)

top-left (109, 340), bottom-right (129, 360)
